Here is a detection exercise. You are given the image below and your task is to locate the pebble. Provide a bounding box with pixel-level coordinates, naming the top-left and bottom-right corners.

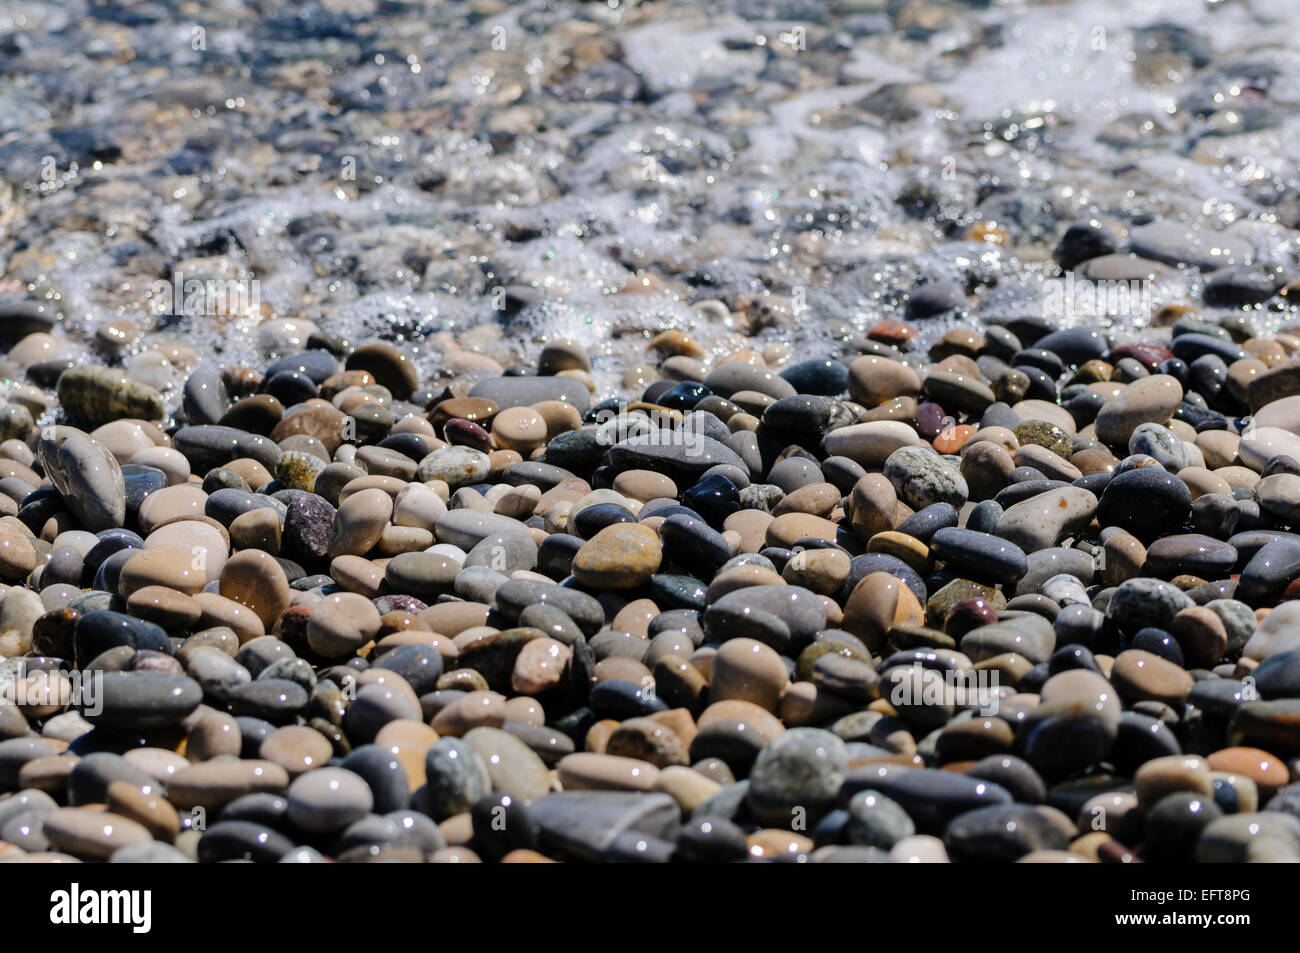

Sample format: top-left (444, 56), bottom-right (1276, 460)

top-left (571, 523), bottom-right (662, 589)
top-left (994, 486), bottom-right (1097, 553)
top-left (286, 767), bottom-right (374, 832)
top-left (883, 447), bottom-right (969, 510)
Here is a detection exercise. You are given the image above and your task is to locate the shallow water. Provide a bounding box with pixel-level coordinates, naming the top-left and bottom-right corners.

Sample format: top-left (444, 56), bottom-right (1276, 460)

top-left (1, 0), bottom-right (1298, 410)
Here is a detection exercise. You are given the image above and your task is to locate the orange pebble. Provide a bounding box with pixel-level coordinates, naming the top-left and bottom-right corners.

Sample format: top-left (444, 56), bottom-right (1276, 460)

top-left (933, 424), bottom-right (975, 454)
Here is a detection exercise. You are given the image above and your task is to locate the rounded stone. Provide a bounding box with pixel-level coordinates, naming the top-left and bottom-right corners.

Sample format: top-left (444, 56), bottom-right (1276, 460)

top-left (286, 766), bottom-right (374, 832)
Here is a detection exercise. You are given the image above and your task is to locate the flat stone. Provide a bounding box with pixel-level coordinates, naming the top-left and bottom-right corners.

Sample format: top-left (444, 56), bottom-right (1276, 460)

top-left (944, 804), bottom-right (1069, 862)
top-left (84, 672), bottom-right (202, 731)
top-left (529, 791), bottom-right (679, 862)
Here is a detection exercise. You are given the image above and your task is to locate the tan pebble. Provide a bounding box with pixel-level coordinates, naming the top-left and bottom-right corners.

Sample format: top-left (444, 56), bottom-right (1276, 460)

top-left (229, 507), bottom-right (282, 553)
top-left (1134, 754), bottom-right (1213, 809)
top-left (511, 637), bottom-right (571, 694)
top-left (531, 400), bottom-right (583, 439)
top-left (722, 509), bottom-right (774, 553)
top-left (338, 475), bottom-right (406, 503)
top-left (584, 719), bottom-right (620, 753)
top-left (260, 725), bottom-right (334, 776)
top-left (185, 708), bottom-right (242, 761)
top-left (144, 519), bottom-right (228, 583)
top-left (782, 547), bottom-right (851, 594)
top-left (330, 555), bottom-right (385, 597)
top-left (193, 591), bottom-right (265, 643)
top-left (118, 546), bottom-right (207, 597)
top-left (773, 482), bottom-right (840, 518)
top-left (106, 779), bottom-right (180, 841)
top-left (652, 765), bottom-right (720, 813)
top-left (91, 420), bottom-right (156, 463)
top-left (571, 523), bottom-right (662, 589)
top-left (1101, 530), bottom-right (1145, 587)
top-left (847, 355), bottom-right (921, 407)
top-left (491, 407), bottom-right (547, 453)
top-left (847, 473), bottom-right (898, 539)
top-left (328, 487), bottom-right (392, 557)
top-left (697, 700), bottom-right (784, 741)
top-left (556, 752), bottom-right (660, 792)
top-left (218, 549), bottom-right (291, 628)
top-left (1111, 649), bottom-right (1194, 706)
top-left (1196, 431), bottom-right (1240, 470)
top-left (765, 512), bottom-right (842, 549)
top-left (594, 657), bottom-right (652, 687)
top-left (747, 829), bottom-right (813, 859)
top-left (43, 808), bottom-right (152, 860)
top-left (132, 446), bottom-right (191, 485)
top-left (710, 638), bottom-right (789, 713)
top-left (503, 696), bottom-right (545, 726)
top-left (611, 598), bottom-right (658, 636)
top-left (376, 524), bottom-right (434, 555)
top-left (127, 585), bottom-right (201, 631)
top-left (419, 602), bottom-right (491, 636)
top-left (0, 524), bottom-right (36, 581)
top-left (842, 571), bottom-right (925, 651)
top-left (430, 690), bottom-right (507, 736)
top-left (612, 469), bottom-right (677, 502)
top-left (18, 756), bottom-right (78, 793)
top-left (494, 484), bottom-right (542, 519)
top-left (138, 485), bottom-right (208, 533)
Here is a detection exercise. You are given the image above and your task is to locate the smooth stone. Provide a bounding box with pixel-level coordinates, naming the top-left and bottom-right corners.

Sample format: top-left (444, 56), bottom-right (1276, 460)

top-left (529, 791), bottom-right (679, 862)
top-left (1111, 649), bottom-right (1194, 706)
top-left (1105, 578), bottom-right (1194, 634)
top-left (420, 738), bottom-right (492, 820)
top-left (37, 428), bottom-right (126, 531)
top-left (822, 421), bottom-right (927, 468)
top-left (609, 433), bottom-right (747, 480)
top-left (710, 638), bottom-right (790, 713)
top-left (1094, 375), bottom-right (1183, 446)
top-left (470, 377), bottom-right (590, 414)
top-left (84, 673), bottom-right (202, 732)
top-left (285, 767), bottom-right (373, 832)
top-left (746, 728), bottom-right (849, 826)
top-left (1143, 534), bottom-right (1236, 580)
top-left (571, 524), bottom-right (662, 590)
top-left (846, 789), bottom-right (915, 849)
top-left (994, 487), bottom-right (1097, 553)
top-left (847, 767), bottom-right (1013, 834)
top-left (930, 528), bottom-right (1028, 586)
top-left (173, 426), bottom-right (281, 473)
top-left (42, 807), bottom-right (152, 860)
top-left (702, 585), bottom-right (827, 655)
top-left (944, 804), bottom-right (1069, 862)
top-left (1096, 468), bottom-right (1191, 542)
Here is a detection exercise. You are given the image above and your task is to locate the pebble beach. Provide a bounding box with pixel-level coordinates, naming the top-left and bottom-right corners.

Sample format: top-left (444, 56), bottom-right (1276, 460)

top-left (1, 0), bottom-right (1300, 865)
